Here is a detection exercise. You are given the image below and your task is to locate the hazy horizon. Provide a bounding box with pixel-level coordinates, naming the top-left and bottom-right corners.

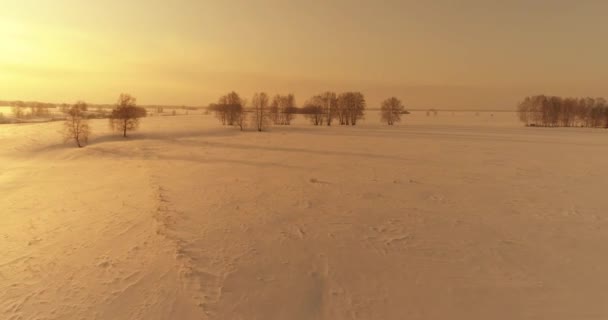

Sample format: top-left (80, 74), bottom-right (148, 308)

top-left (2, 0), bottom-right (607, 108)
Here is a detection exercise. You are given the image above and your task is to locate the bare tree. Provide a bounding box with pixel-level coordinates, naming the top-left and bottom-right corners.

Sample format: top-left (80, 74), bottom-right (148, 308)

top-left (236, 98), bottom-right (248, 131)
top-left (560, 97), bottom-right (577, 127)
top-left (214, 91), bottom-right (243, 126)
top-left (60, 103), bottom-right (70, 114)
top-left (109, 93), bottom-right (147, 137)
top-left (302, 95), bottom-right (325, 126)
top-left (296, 92), bottom-right (333, 124)
top-left (269, 95), bottom-right (281, 125)
top-left (516, 97), bottom-right (532, 126)
top-left (337, 92), bottom-right (366, 125)
top-left (270, 94), bottom-right (297, 125)
top-left (251, 92), bottom-right (270, 131)
top-left (63, 101), bottom-right (90, 148)
top-left (319, 91), bottom-right (337, 126)
top-left (12, 101), bottom-right (25, 119)
top-left (380, 97), bottom-right (406, 125)
top-left (282, 94), bottom-right (297, 125)
top-left (336, 94), bottom-right (346, 124)
top-left (30, 103), bottom-right (50, 117)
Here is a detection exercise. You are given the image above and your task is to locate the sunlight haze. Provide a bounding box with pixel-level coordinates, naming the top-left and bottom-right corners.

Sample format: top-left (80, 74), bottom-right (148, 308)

top-left (1, 0), bottom-right (607, 108)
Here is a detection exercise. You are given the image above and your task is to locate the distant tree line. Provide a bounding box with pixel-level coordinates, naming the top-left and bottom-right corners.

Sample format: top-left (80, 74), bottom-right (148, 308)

top-left (210, 91), bottom-right (413, 129)
top-left (11, 102), bottom-right (51, 118)
top-left (7, 90), bottom-right (412, 148)
top-left (210, 91), bottom-right (412, 130)
top-left (517, 95), bottom-right (608, 128)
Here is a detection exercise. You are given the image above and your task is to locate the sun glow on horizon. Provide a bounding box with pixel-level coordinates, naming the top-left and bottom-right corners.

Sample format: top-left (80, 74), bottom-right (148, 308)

top-left (1, 1), bottom-right (607, 108)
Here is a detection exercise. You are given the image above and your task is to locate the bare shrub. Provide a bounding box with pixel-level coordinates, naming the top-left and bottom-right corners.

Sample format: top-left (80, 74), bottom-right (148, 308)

top-left (63, 101), bottom-right (90, 148)
top-left (109, 93), bottom-right (147, 137)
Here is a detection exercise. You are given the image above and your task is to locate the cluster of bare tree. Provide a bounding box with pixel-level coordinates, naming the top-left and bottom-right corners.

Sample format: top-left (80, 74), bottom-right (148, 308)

top-left (301, 92), bottom-right (338, 126)
top-left (336, 92), bottom-right (366, 125)
top-left (211, 91), bottom-right (291, 131)
top-left (210, 91), bottom-right (413, 129)
top-left (270, 94), bottom-right (296, 125)
top-left (300, 101), bottom-right (325, 126)
top-left (11, 102), bottom-right (51, 119)
top-left (302, 91), bottom-right (366, 126)
top-left (517, 95), bottom-right (608, 128)
top-left (12, 105), bottom-right (25, 118)
top-left (211, 92), bottom-right (245, 126)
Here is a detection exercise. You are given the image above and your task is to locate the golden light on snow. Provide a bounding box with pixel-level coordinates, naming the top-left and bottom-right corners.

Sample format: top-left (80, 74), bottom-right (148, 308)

top-left (3, 113), bottom-right (608, 318)
top-left (2, 2), bottom-right (608, 318)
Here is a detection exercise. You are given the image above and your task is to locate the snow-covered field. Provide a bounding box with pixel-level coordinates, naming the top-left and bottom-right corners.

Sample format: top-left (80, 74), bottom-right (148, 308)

top-left (2, 112), bottom-right (608, 319)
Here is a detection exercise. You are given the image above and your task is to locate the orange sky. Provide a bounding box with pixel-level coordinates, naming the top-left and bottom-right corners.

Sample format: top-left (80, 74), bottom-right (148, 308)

top-left (1, 0), bottom-right (607, 109)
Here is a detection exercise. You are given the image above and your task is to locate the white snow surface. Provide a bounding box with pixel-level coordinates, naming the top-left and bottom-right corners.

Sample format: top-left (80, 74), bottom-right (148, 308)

top-left (2, 112), bottom-right (608, 319)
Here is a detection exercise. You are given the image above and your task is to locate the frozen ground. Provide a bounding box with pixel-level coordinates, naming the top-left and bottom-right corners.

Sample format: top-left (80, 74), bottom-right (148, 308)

top-left (1, 112), bottom-right (608, 319)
